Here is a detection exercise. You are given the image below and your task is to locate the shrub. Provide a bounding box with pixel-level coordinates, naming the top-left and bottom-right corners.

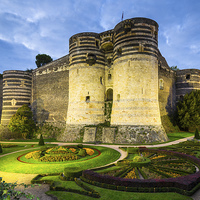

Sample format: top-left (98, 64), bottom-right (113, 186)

top-left (0, 125), bottom-right (19, 140)
top-left (77, 144), bottom-right (83, 148)
top-left (78, 148), bottom-right (87, 157)
top-left (0, 144), bottom-right (2, 153)
top-left (38, 134), bottom-right (45, 146)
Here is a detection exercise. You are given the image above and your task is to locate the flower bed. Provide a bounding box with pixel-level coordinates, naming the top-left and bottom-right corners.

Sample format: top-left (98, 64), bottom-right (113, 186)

top-left (23, 145), bottom-right (96, 163)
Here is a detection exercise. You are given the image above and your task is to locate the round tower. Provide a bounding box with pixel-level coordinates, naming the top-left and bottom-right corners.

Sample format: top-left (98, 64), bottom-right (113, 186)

top-left (66, 32), bottom-right (105, 128)
top-left (111, 18), bottom-right (167, 142)
top-left (1, 70), bottom-right (32, 124)
top-left (176, 69), bottom-right (200, 101)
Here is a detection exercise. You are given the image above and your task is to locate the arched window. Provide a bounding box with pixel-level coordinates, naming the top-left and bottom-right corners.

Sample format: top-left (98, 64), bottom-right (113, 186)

top-left (106, 88), bottom-right (113, 101)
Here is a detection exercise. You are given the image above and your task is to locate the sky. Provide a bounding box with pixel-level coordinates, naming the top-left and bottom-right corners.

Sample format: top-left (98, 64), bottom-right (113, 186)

top-left (0, 0), bottom-right (200, 74)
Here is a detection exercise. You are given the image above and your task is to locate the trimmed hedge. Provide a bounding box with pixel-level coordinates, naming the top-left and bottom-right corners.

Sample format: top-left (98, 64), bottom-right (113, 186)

top-left (64, 167), bottom-right (83, 178)
top-left (81, 148), bottom-right (200, 196)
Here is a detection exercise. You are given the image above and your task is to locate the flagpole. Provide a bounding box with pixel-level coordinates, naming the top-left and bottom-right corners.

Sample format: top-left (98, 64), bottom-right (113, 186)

top-left (121, 11), bottom-right (124, 21)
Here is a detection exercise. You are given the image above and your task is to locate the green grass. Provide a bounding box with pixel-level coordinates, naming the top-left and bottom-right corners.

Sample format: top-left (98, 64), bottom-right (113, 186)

top-left (0, 144), bottom-right (42, 155)
top-left (0, 146), bottom-right (120, 174)
top-left (43, 176), bottom-right (192, 200)
top-left (167, 132), bottom-right (194, 142)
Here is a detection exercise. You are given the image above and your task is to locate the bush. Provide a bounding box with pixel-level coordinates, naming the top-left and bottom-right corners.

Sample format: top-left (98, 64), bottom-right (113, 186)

top-left (38, 134), bottom-right (44, 146)
top-left (0, 144), bottom-right (2, 153)
top-left (0, 125), bottom-right (20, 140)
top-left (34, 122), bottom-right (64, 139)
top-left (78, 148), bottom-right (87, 157)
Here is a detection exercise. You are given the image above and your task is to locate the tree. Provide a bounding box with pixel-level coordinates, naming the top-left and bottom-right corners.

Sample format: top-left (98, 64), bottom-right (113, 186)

top-left (38, 134), bottom-right (45, 146)
top-left (170, 66), bottom-right (179, 71)
top-left (0, 144), bottom-right (2, 153)
top-left (195, 128), bottom-right (200, 139)
top-left (35, 54), bottom-right (53, 68)
top-left (8, 104), bottom-right (36, 139)
top-left (176, 90), bottom-right (200, 131)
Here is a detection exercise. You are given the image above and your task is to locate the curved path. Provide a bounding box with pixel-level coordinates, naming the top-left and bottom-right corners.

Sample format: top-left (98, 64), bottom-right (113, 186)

top-left (0, 136), bottom-right (197, 200)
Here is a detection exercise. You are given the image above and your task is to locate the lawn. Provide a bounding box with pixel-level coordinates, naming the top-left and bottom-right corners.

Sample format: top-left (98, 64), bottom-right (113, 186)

top-left (0, 145), bottom-right (120, 174)
top-left (167, 132), bottom-right (194, 142)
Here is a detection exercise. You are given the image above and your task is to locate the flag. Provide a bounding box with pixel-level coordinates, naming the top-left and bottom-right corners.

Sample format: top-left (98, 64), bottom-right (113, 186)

top-left (121, 11), bottom-right (124, 21)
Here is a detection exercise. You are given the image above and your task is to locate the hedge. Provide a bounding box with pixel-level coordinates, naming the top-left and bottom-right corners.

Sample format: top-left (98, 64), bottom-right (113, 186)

top-left (81, 148), bottom-right (200, 195)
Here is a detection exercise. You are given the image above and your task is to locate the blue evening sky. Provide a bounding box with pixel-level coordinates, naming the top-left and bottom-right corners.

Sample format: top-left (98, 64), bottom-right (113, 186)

top-left (0, 0), bottom-right (200, 73)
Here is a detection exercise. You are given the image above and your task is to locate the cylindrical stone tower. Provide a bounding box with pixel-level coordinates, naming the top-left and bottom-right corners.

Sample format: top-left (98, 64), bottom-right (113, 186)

top-left (176, 69), bottom-right (200, 102)
top-left (111, 18), bottom-right (167, 143)
top-left (111, 18), bottom-right (161, 125)
top-left (1, 70), bottom-right (32, 124)
top-left (66, 32), bottom-right (105, 128)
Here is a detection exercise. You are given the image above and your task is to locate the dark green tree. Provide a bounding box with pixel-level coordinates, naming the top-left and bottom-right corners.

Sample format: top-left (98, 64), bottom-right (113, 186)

top-left (8, 104), bottom-right (36, 139)
top-left (195, 128), bottom-right (200, 139)
top-left (35, 54), bottom-right (53, 68)
top-left (0, 144), bottom-right (2, 153)
top-left (38, 134), bottom-right (45, 146)
top-left (0, 73), bottom-right (3, 79)
top-left (177, 90), bottom-right (200, 131)
top-left (170, 66), bottom-right (179, 71)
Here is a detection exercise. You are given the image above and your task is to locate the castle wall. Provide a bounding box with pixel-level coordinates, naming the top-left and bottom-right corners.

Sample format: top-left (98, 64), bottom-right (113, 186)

top-left (1, 70), bottom-right (32, 124)
top-left (32, 55), bottom-right (69, 126)
top-left (158, 52), bottom-right (176, 116)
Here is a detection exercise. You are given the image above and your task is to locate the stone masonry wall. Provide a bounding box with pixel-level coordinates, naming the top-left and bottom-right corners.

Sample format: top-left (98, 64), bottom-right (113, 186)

top-left (158, 52), bottom-right (176, 117)
top-left (32, 55), bottom-right (69, 127)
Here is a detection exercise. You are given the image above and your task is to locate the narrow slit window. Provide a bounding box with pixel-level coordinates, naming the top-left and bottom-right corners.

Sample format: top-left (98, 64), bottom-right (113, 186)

top-left (108, 74), bottom-right (112, 80)
top-left (86, 96), bottom-right (90, 102)
top-left (117, 94), bottom-right (120, 101)
top-left (100, 77), bottom-right (103, 84)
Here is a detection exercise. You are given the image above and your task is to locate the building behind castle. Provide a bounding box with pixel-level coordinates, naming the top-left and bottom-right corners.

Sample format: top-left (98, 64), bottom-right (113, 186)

top-left (0, 17), bottom-right (199, 144)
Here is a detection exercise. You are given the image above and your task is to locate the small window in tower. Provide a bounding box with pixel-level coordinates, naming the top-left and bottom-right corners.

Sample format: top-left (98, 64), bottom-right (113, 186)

top-left (86, 96), bottom-right (90, 103)
top-left (100, 77), bottom-right (103, 84)
top-left (186, 74), bottom-right (190, 80)
top-left (108, 74), bottom-right (112, 80)
top-left (96, 40), bottom-right (99, 48)
top-left (159, 79), bottom-right (164, 90)
top-left (117, 94), bottom-right (120, 101)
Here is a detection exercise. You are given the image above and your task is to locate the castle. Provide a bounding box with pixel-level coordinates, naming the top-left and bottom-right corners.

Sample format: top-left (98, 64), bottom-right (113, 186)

top-left (0, 17), bottom-right (199, 144)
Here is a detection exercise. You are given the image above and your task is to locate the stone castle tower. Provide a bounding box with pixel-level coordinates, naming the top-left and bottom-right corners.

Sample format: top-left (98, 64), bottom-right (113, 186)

top-left (0, 17), bottom-right (199, 144)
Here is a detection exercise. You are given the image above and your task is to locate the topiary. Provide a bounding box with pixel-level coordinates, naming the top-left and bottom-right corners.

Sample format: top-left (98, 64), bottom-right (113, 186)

top-left (64, 167), bottom-right (83, 178)
top-left (0, 144), bottom-right (2, 153)
top-left (78, 148), bottom-right (87, 157)
top-left (38, 134), bottom-right (45, 146)
top-left (195, 128), bottom-right (200, 139)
